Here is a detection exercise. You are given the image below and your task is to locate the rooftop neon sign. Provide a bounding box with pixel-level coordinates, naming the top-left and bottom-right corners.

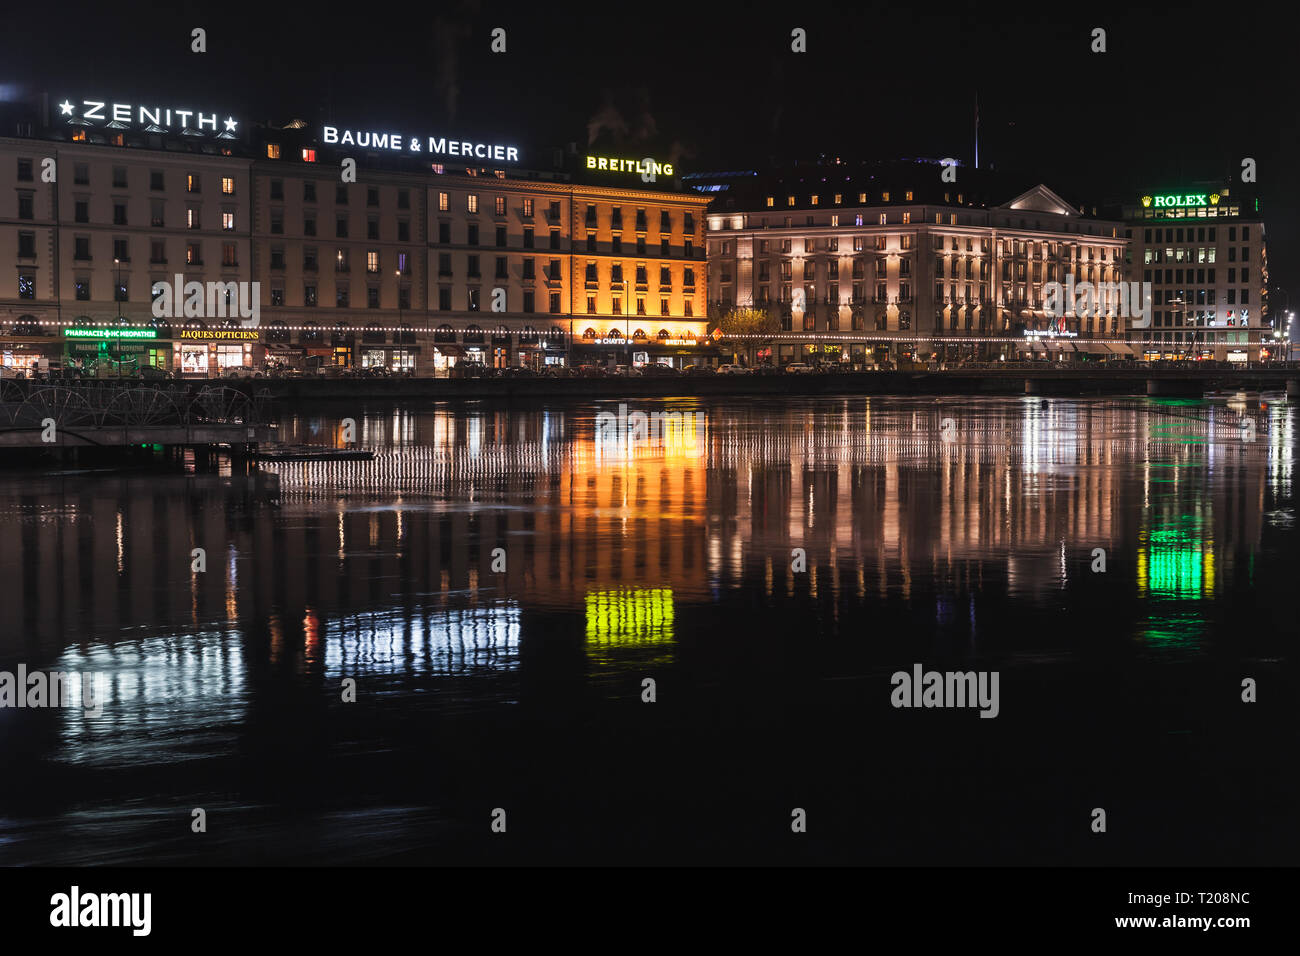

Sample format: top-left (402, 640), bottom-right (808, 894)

top-left (1141, 193), bottom-right (1220, 209)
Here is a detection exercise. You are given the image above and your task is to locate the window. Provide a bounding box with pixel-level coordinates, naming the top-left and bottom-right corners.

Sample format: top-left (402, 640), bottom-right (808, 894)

top-left (439, 287), bottom-right (452, 310)
top-left (397, 252), bottom-right (410, 275)
top-left (222, 211), bottom-right (235, 231)
top-left (336, 217), bottom-right (348, 238)
top-left (439, 192), bottom-right (449, 212)
top-left (75, 278), bottom-right (90, 301)
top-left (366, 251), bottom-right (379, 273)
top-left (550, 229), bottom-right (560, 250)
top-left (266, 144), bottom-right (281, 159)
top-left (304, 285), bottom-right (317, 307)
top-left (549, 292), bottom-right (561, 313)
top-left (222, 177), bottom-right (235, 195)
top-left (336, 185), bottom-right (349, 205)
top-left (523, 227), bottom-right (534, 249)
top-left (336, 285), bottom-right (350, 307)
top-left (74, 164), bottom-right (89, 185)
top-left (113, 238), bottom-right (129, 261)
top-left (304, 247), bottom-right (318, 271)
top-left (467, 194), bottom-right (479, 213)
top-left (222, 243), bottom-right (238, 267)
top-left (523, 291), bottom-right (535, 313)
top-left (270, 179), bottom-right (284, 200)
top-left (523, 198), bottom-right (535, 217)
top-left (397, 189), bottom-right (410, 210)
top-left (187, 173), bottom-right (200, 194)
top-left (397, 220), bottom-right (409, 242)
top-left (495, 256), bottom-right (508, 279)
top-left (186, 243), bottom-right (201, 265)
top-left (367, 287), bottom-right (380, 308)
top-left (304, 214), bottom-right (316, 236)
top-left (18, 274), bottom-right (36, 300)
top-left (368, 218), bottom-right (379, 240)
top-left (467, 255), bottom-right (480, 277)
top-left (303, 181), bottom-right (317, 203)
top-left (17, 158), bottom-right (33, 182)
top-left (660, 297), bottom-right (670, 316)
top-left (187, 207), bottom-right (201, 230)
top-left (17, 232), bottom-right (35, 258)
top-left (367, 187), bottom-right (379, 207)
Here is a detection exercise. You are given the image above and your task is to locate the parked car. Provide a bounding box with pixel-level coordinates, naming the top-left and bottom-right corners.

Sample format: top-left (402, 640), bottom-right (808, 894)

top-left (541, 365), bottom-right (576, 378)
top-left (501, 366), bottom-right (538, 378)
top-left (576, 365), bottom-right (606, 378)
top-left (452, 361), bottom-right (488, 378)
top-left (783, 363), bottom-right (814, 374)
top-left (683, 364), bottom-right (716, 376)
top-left (610, 365), bottom-right (642, 377)
top-left (640, 363), bottom-right (681, 377)
top-left (136, 365), bottom-right (171, 381)
top-left (716, 364), bottom-right (751, 375)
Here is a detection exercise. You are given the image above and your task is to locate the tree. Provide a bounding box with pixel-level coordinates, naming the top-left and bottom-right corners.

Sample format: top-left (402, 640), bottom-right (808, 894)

top-left (710, 307), bottom-right (780, 366)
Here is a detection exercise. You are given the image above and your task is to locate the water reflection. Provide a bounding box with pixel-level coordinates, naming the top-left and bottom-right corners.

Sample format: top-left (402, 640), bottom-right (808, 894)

top-left (0, 396), bottom-right (1294, 862)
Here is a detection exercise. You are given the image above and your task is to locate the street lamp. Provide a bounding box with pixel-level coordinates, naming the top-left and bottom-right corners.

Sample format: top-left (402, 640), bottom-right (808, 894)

top-left (114, 257), bottom-right (121, 379)
top-left (395, 269), bottom-right (402, 373)
top-left (621, 279), bottom-right (631, 367)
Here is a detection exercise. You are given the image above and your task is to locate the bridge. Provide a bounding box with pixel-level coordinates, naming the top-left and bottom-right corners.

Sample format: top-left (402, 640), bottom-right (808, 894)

top-left (0, 382), bottom-right (276, 450)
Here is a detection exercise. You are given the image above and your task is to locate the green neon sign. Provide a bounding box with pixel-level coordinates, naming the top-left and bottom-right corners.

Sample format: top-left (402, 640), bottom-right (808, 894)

top-left (64, 328), bottom-right (157, 339)
top-left (1141, 192), bottom-right (1220, 210)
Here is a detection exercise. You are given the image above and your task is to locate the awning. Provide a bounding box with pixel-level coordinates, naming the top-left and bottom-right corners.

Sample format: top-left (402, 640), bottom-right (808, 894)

top-left (266, 343), bottom-right (305, 353)
top-left (435, 345), bottom-right (466, 356)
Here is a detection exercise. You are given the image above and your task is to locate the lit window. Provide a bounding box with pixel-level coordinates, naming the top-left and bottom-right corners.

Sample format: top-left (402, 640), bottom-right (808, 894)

top-left (766, 196), bottom-right (774, 208)
top-left (221, 177), bottom-right (235, 195)
top-left (810, 195), bottom-right (819, 206)
top-left (786, 195), bottom-right (795, 207)
top-left (266, 144), bottom-right (280, 159)
top-left (302, 148), bottom-right (316, 163)
top-left (438, 192), bottom-right (449, 212)
top-left (222, 212), bottom-right (234, 231)
top-left (467, 195), bottom-right (479, 213)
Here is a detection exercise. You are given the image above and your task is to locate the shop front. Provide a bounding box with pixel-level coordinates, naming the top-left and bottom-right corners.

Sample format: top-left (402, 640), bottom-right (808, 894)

top-left (61, 326), bottom-right (168, 376)
top-left (1, 338), bottom-right (63, 375)
top-left (360, 345), bottom-right (419, 372)
top-left (176, 328), bottom-right (261, 377)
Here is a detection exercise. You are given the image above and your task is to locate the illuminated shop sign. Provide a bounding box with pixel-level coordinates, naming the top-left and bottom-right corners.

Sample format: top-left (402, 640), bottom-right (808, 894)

top-left (1141, 192), bottom-right (1220, 209)
top-left (63, 327), bottom-right (157, 339)
top-left (178, 329), bottom-right (260, 341)
top-left (586, 156), bottom-right (674, 176)
top-left (322, 126), bottom-right (519, 163)
top-left (57, 99), bottom-right (238, 136)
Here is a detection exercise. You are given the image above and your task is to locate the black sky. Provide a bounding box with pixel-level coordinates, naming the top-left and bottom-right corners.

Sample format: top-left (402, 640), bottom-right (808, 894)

top-left (5, 0), bottom-right (1298, 300)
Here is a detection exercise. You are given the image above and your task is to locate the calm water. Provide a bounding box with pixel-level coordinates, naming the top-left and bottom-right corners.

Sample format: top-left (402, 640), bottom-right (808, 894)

top-left (0, 396), bottom-right (1296, 865)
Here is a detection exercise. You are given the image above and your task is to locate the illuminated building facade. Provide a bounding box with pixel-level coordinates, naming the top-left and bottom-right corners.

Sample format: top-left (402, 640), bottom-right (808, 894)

top-left (703, 161), bottom-right (1129, 364)
top-left (0, 92), bottom-right (711, 375)
top-left (1120, 185), bottom-right (1269, 361)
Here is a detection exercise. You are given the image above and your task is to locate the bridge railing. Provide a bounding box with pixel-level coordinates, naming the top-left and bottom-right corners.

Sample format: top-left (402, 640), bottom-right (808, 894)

top-left (0, 382), bottom-right (270, 430)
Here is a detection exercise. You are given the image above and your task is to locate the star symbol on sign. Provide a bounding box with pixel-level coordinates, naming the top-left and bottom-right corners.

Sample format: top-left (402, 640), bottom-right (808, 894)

top-left (59, 100), bottom-right (75, 116)
top-left (223, 117), bottom-right (237, 132)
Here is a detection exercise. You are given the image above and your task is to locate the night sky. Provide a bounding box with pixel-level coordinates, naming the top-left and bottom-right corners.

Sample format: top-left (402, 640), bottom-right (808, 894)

top-left (5, 0), bottom-right (1297, 302)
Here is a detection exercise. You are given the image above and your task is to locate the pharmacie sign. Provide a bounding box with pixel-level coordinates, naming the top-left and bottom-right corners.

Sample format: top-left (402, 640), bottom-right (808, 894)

top-left (322, 126), bottom-right (519, 163)
top-left (57, 98), bottom-right (239, 136)
top-left (63, 327), bottom-right (157, 339)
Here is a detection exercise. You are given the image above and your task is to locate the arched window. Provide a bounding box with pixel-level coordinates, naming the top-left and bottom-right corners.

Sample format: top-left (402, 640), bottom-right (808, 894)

top-left (463, 324), bottom-right (485, 344)
top-left (434, 324), bottom-right (457, 343)
top-left (363, 322), bottom-right (385, 344)
top-left (397, 323), bottom-right (415, 345)
top-left (656, 329), bottom-right (671, 341)
top-left (632, 329), bottom-right (647, 341)
top-left (582, 328), bottom-right (597, 341)
top-left (302, 321), bottom-right (321, 343)
top-left (332, 322), bottom-right (354, 346)
top-left (607, 328), bottom-right (623, 340)
top-left (519, 325), bottom-right (539, 345)
top-left (267, 320), bottom-right (289, 344)
top-left (492, 325), bottom-right (510, 345)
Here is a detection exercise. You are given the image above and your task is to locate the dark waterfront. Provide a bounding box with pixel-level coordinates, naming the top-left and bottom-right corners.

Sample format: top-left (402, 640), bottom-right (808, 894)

top-left (0, 395), bottom-right (1296, 865)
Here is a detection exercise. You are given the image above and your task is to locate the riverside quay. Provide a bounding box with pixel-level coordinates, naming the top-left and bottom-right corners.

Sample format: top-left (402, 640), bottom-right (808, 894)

top-left (0, 92), bottom-right (712, 378)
